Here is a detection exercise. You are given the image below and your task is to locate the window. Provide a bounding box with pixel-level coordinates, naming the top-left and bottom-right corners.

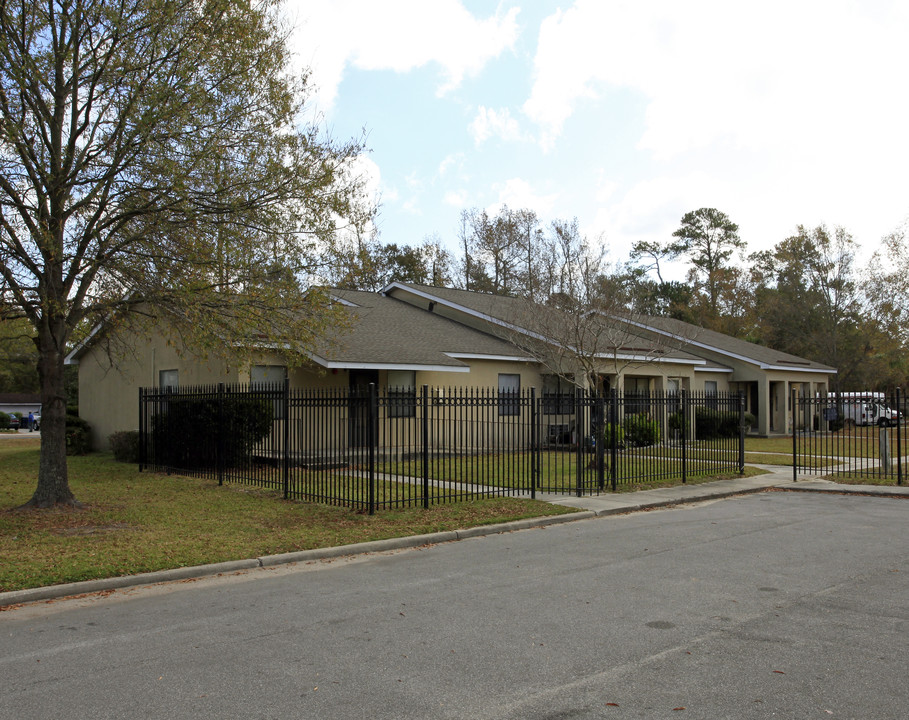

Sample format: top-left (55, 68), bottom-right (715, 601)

top-left (498, 373), bottom-right (521, 416)
top-left (387, 370), bottom-right (416, 418)
top-left (625, 376), bottom-right (650, 415)
top-left (542, 375), bottom-right (575, 415)
top-left (251, 365), bottom-right (287, 387)
top-left (667, 378), bottom-right (681, 414)
top-left (251, 365), bottom-right (287, 419)
top-left (159, 369), bottom-right (178, 391)
top-left (705, 380), bottom-right (718, 409)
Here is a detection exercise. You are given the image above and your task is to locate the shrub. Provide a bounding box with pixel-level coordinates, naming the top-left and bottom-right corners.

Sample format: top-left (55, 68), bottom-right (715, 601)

top-left (602, 422), bottom-right (625, 449)
top-left (671, 408), bottom-right (755, 439)
top-left (693, 408), bottom-right (754, 439)
top-left (151, 394), bottom-right (273, 470)
top-left (66, 414), bottom-right (92, 455)
top-left (0, 414), bottom-right (10, 430)
top-left (622, 413), bottom-right (662, 447)
top-left (109, 430), bottom-right (140, 463)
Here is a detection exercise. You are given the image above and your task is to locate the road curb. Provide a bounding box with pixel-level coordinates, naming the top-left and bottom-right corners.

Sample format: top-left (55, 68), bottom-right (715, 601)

top-left (5, 479), bottom-right (900, 609)
top-left (0, 510), bottom-right (596, 608)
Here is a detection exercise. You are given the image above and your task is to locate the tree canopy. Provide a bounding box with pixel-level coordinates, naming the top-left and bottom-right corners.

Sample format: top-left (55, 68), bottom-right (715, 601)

top-left (0, 0), bottom-right (371, 506)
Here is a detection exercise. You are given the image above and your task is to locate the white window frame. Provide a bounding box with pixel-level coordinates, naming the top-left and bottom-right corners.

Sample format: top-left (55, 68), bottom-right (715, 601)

top-left (498, 373), bottom-right (521, 416)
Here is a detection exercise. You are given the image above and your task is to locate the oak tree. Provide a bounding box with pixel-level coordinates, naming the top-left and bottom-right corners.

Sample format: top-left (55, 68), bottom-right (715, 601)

top-left (0, 0), bottom-right (370, 506)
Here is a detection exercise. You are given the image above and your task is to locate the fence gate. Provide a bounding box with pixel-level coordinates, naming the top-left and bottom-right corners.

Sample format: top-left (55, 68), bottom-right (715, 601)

top-left (792, 390), bottom-right (905, 484)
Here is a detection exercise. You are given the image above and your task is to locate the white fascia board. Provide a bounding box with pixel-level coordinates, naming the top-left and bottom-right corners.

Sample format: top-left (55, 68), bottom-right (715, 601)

top-left (64, 322), bottom-right (105, 365)
top-left (694, 366), bottom-right (734, 373)
top-left (615, 316), bottom-right (837, 374)
top-left (250, 344), bottom-right (471, 373)
top-left (445, 353), bottom-right (535, 363)
top-left (306, 352), bottom-right (469, 373)
top-left (327, 293), bottom-right (359, 307)
top-left (766, 365), bottom-right (838, 374)
top-left (597, 353), bottom-right (705, 366)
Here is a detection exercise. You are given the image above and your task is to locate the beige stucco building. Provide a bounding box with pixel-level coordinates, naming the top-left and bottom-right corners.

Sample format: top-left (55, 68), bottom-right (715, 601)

top-left (67, 283), bottom-right (835, 449)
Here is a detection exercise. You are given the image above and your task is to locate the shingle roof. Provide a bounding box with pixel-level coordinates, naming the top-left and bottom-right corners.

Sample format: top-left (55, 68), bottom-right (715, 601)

top-left (384, 283), bottom-right (706, 364)
top-left (621, 314), bottom-right (837, 373)
top-left (312, 290), bottom-right (531, 370)
top-left (386, 283), bottom-right (835, 374)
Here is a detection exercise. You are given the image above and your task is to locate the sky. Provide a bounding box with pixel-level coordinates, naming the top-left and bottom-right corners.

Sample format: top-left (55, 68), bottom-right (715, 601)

top-left (285, 0), bottom-right (909, 279)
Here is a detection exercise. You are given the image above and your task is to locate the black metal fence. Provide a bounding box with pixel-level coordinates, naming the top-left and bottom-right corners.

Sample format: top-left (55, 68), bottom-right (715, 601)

top-left (139, 383), bottom-right (747, 513)
top-left (792, 389), bottom-right (906, 484)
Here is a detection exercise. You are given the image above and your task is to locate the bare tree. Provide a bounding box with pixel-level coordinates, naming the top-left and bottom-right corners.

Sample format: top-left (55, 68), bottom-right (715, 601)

top-left (493, 220), bottom-right (696, 391)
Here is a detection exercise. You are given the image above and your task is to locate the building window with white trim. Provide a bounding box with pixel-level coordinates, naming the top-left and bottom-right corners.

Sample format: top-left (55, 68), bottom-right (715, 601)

top-left (625, 376), bottom-right (650, 415)
top-left (159, 369), bottom-right (179, 391)
top-left (667, 377), bottom-right (681, 414)
top-left (388, 370), bottom-right (416, 418)
top-left (542, 375), bottom-right (575, 415)
top-left (705, 380), bottom-right (718, 409)
top-left (498, 373), bottom-right (521, 416)
top-left (251, 365), bottom-right (287, 419)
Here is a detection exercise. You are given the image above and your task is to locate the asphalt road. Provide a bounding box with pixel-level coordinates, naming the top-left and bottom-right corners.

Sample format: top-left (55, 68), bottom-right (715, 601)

top-left (2, 490), bottom-right (908, 720)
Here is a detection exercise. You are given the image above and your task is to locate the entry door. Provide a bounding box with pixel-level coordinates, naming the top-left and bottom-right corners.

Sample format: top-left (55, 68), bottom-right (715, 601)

top-left (749, 383), bottom-right (759, 430)
top-left (349, 370), bottom-right (379, 447)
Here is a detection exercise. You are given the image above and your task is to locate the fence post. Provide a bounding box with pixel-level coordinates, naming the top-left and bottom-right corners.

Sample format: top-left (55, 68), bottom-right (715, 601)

top-left (575, 387), bottom-right (583, 497)
top-left (217, 382), bottom-right (225, 487)
top-left (138, 387), bottom-right (145, 472)
top-left (283, 377), bottom-right (290, 500)
top-left (738, 392), bottom-right (746, 474)
top-left (530, 387), bottom-right (538, 499)
top-left (596, 392), bottom-right (605, 491)
top-left (897, 388), bottom-right (903, 486)
top-left (792, 389), bottom-right (798, 483)
top-left (681, 390), bottom-right (687, 484)
top-left (422, 385), bottom-right (429, 509)
top-left (610, 389), bottom-right (618, 492)
top-left (368, 382), bottom-right (377, 515)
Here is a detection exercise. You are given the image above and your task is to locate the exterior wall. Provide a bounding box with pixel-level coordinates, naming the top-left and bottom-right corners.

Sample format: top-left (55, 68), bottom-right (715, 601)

top-left (690, 371), bottom-right (733, 393)
top-left (75, 327), bottom-right (237, 450)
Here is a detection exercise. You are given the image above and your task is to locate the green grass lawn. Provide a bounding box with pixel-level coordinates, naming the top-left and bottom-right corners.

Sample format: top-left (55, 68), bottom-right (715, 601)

top-left (376, 449), bottom-right (762, 492)
top-left (6, 432), bottom-right (892, 595)
top-left (0, 439), bottom-right (576, 593)
top-left (746, 429), bottom-right (908, 459)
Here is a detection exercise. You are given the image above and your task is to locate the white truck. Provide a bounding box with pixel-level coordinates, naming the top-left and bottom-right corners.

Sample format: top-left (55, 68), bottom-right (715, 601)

top-left (836, 396), bottom-right (899, 427)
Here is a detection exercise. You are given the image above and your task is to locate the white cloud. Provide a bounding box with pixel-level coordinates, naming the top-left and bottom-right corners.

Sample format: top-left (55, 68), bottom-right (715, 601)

top-left (347, 154), bottom-right (382, 201)
top-left (469, 106), bottom-right (526, 145)
top-left (524, 0), bottom-right (909, 163)
top-left (525, 0), bottom-right (909, 260)
top-left (489, 178), bottom-right (558, 217)
top-left (286, 1), bottom-right (520, 114)
top-left (438, 152), bottom-right (465, 177)
top-left (444, 190), bottom-right (468, 208)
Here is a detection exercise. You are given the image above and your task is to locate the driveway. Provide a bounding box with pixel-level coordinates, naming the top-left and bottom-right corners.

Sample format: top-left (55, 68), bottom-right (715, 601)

top-left (2, 491), bottom-right (908, 719)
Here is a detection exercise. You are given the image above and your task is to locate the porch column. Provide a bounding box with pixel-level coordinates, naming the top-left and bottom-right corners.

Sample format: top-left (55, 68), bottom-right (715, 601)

top-left (756, 378), bottom-right (772, 436)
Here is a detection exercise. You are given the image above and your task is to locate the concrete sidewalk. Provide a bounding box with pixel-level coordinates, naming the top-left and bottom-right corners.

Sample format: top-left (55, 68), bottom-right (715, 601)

top-left (3, 468), bottom-right (908, 608)
top-left (538, 465), bottom-right (909, 514)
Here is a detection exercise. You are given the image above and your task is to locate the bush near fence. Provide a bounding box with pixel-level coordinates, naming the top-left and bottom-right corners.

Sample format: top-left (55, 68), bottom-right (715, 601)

top-left (151, 395), bottom-right (273, 470)
top-left (623, 413), bottom-right (662, 446)
top-left (109, 430), bottom-right (141, 463)
top-left (66, 415), bottom-right (92, 455)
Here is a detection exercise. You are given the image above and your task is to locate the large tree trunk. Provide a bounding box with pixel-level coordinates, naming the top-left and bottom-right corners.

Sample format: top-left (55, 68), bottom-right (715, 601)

top-left (24, 318), bottom-right (77, 508)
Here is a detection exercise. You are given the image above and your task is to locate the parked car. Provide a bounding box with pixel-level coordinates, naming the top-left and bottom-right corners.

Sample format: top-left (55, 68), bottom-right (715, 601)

top-left (31, 413), bottom-right (40, 431)
top-left (5, 413), bottom-right (20, 430)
